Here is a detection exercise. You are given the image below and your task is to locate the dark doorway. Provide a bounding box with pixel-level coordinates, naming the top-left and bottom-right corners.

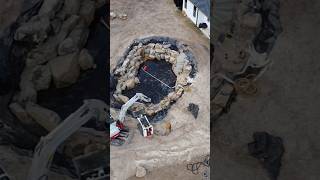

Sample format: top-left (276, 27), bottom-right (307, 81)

top-left (173, 0), bottom-right (183, 10)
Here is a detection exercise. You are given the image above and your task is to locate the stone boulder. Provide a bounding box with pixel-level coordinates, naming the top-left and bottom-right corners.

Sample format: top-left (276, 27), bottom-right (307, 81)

top-left (17, 81), bottom-right (37, 104)
top-left (25, 102), bottom-right (61, 131)
top-left (79, 0), bottom-right (96, 26)
top-left (31, 64), bottom-right (52, 91)
top-left (135, 166), bottom-right (147, 178)
top-left (49, 52), bottom-right (80, 88)
top-left (60, 0), bottom-right (81, 18)
top-left (27, 15), bottom-right (80, 67)
top-left (78, 49), bottom-right (95, 70)
top-left (9, 103), bottom-right (34, 125)
top-left (68, 19), bottom-right (90, 49)
top-left (14, 16), bottom-right (50, 43)
top-left (58, 38), bottom-right (78, 56)
top-left (38, 0), bottom-right (64, 18)
top-left (113, 94), bottom-right (129, 104)
top-left (153, 121), bottom-right (171, 136)
top-left (172, 52), bottom-right (186, 76)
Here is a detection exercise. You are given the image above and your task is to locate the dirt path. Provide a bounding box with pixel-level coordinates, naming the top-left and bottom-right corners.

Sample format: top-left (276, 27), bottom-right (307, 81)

top-left (213, 0), bottom-right (320, 179)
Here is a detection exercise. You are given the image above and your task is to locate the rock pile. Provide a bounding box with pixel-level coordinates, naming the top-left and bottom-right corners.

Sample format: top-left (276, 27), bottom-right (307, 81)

top-left (112, 37), bottom-right (197, 117)
top-left (8, 0), bottom-right (102, 143)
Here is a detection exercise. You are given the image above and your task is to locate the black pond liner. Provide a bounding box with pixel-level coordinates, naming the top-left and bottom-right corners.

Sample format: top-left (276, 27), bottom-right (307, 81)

top-left (37, 5), bottom-right (108, 120)
top-left (122, 60), bottom-right (176, 104)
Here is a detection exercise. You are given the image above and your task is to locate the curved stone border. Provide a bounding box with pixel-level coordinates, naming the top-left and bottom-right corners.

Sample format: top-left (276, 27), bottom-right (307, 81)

top-left (111, 36), bottom-right (197, 117)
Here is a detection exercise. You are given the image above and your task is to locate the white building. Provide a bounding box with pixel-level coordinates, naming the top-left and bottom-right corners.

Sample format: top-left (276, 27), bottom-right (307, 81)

top-left (182, 0), bottom-right (210, 39)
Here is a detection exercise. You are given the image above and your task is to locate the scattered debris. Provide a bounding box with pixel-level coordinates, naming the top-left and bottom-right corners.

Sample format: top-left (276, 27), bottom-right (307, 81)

top-left (187, 155), bottom-right (210, 175)
top-left (110, 11), bottom-right (117, 19)
top-left (135, 165), bottom-right (147, 178)
top-left (188, 103), bottom-right (199, 119)
top-left (118, 13), bottom-right (128, 20)
top-left (248, 132), bottom-right (284, 180)
top-left (110, 11), bottom-right (127, 20)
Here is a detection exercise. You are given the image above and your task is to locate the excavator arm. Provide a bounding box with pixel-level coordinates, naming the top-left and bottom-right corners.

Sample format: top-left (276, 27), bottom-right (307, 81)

top-left (27, 99), bottom-right (107, 180)
top-left (118, 93), bottom-right (151, 122)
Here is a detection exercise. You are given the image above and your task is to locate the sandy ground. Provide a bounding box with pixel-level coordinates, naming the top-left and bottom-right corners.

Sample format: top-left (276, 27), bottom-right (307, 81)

top-left (110, 0), bottom-right (210, 179)
top-left (213, 0), bottom-right (320, 179)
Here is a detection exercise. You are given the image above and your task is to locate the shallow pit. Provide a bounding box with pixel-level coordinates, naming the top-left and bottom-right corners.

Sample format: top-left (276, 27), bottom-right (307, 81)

top-left (122, 60), bottom-right (176, 104)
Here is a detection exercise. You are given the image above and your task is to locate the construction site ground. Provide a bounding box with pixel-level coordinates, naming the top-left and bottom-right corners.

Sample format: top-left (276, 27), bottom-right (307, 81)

top-left (213, 0), bottom-right (320, 179)
top-left (110, 0), bottom-right (210, 179)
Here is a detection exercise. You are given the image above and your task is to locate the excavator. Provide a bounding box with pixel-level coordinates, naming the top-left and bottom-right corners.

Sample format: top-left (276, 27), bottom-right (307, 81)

top-left (110, 93), bottom-right (154, 146)
top-left (26, 94), bottom-right (153, 179)
top-left (27, 99), bottom-right (108, 180)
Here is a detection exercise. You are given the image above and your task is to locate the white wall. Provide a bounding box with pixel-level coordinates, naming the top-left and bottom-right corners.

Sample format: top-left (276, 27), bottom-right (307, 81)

top-left (196, 9), bottom-right (210, 38)
top-left (182, 0), bottom-right (210, 39)
top-left (182, 0), bottom-right (197, 24)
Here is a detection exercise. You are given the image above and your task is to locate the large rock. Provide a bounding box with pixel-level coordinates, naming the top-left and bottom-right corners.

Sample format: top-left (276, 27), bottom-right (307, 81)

top-left (113, 94), bottom-right (129, 104)
top-left (9, 103), bottom-right (34, 125)
top-left (38, 0), bottom-right (64, 18)
top-left (26, 102), bottom-right (61, 131)
top-left (14, 16), bottom-right (51, 43)
top-left (27, 15), bottom-right (80, 67)
top-left (173, 52), bottom-right (186, 76)
top-left (32, 64), bottom-right (52, 91)
top-left (135, 166), bottom-right (147, 178)
top-left (60, 0), bottom-right (81, 18)
top-left (79, 0), bottom-right (96, 26)
top-left (125, 78), bottom-right (136, 90)
top-left (49, 52), bottom-right (80, 88)
top-left (68, 19), bottom-right (90, 49)
top-left (17, 81), bottom-right (37, 104)
top-left (78, 49), bottom-right (95, 70)
top-left (19, 64), bottom-right (51, 91)
top-left (153, 121), bottom-right (171, 136)
top-left (58, 38), bottom-right (78, 56)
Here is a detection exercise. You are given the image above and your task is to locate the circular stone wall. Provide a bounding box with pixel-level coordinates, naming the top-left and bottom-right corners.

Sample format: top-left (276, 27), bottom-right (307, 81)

top-left (111, 36), bottom-right (197, 120)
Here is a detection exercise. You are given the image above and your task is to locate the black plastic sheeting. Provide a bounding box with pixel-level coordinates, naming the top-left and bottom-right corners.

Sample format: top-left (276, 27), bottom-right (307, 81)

top-left (248, 132), bottom-right (284, 180)
top-left (253, 0), bottom-right (282, 53)
top-left (122, 60), bottom-right (176, 104)
top-left (37, 4), bottom-right (108, 120)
